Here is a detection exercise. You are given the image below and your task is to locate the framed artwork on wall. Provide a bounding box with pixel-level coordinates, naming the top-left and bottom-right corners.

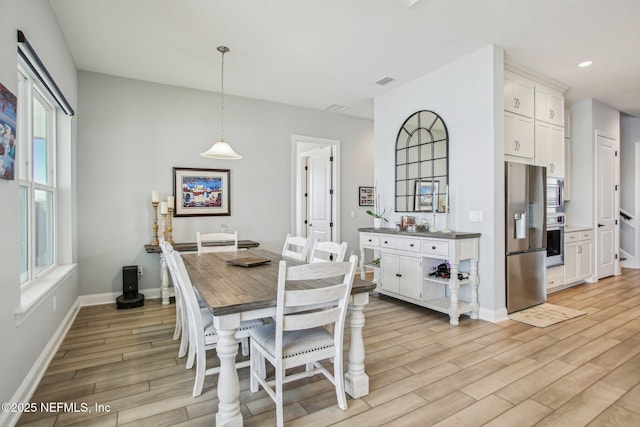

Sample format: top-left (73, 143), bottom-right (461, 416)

top-left (0, 82), bottom-right (17, 180)
top-left (359, 186), bottom-right (374, 206)
top-left (173, 167), bottom-right (231, 216)
top-left (414, 180), bottom-right (438, 212)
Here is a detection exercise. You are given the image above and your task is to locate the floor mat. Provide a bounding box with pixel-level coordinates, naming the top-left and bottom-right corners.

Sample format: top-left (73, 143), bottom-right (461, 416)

top-left (509, 303), bottom-right (586, 327)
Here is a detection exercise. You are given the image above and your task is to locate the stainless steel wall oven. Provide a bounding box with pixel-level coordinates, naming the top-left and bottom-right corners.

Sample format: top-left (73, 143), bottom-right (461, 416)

top-left (546, 213), bottom-right (565, 267)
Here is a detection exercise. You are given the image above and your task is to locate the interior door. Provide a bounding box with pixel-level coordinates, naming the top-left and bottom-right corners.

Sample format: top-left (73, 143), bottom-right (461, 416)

top-left (307, 146), bottom-right (333, 243)
top-left (596, 133), bottom-right (617, 279)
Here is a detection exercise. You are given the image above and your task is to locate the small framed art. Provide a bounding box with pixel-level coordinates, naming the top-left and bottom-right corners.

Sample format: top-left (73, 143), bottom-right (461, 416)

top-left (173, 167), bottom-right (231, 216)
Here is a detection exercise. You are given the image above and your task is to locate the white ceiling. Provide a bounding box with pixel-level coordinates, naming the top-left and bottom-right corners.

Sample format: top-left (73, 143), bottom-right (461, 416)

top-left (49, 0), bottom-right (640, 120)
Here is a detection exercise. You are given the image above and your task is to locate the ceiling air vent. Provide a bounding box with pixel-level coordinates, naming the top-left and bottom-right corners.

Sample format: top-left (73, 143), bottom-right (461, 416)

top-left (325, 104), bottom-right (350, 113)
top-left (376, 76), bottom-right (395, 86)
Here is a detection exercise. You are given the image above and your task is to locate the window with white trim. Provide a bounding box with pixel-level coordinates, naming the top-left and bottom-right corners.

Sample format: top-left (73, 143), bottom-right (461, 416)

top-left (18, 65), bottom-right (57, 285)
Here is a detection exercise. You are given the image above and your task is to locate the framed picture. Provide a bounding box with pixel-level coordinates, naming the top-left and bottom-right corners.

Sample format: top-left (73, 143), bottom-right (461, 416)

top-left (173, 167), bottom-right (231, 216)
top-left (0, 82), bottom-right (17, 181)
top-left (414, 180), bottom-right (438, 212)
top-left (359, 186), bottom-right (374, 206)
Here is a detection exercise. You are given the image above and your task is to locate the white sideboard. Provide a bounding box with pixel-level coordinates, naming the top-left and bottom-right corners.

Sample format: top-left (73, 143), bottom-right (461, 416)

top-left (359, 228), bottom-right (480, 325)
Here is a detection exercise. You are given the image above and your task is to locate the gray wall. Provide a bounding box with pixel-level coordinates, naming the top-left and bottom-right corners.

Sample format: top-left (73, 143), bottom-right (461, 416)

top-left (374, 45), bottom-right (506, 320)
top-left (77, 71), bottom-right (374, 295)
top-left (0, 0), bottom-right (79, 406)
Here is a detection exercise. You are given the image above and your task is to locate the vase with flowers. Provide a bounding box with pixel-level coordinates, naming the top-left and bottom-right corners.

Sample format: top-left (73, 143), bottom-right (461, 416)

top-left (365, 185), bottom-right (388, 228)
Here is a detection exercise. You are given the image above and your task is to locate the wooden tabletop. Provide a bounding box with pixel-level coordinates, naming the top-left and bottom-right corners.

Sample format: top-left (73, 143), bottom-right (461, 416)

top-left (182, 249), bottom-right (376, 316)
top-left (144, 240), bottom-right (259, 254)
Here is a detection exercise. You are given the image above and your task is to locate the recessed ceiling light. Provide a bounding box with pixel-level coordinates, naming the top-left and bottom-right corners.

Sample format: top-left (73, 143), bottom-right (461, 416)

top-left (578, 60), bottom-right (593, 68)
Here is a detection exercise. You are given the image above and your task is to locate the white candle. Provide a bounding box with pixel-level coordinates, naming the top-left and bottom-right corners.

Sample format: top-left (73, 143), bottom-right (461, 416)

top-left (167, 195), bottom-right (174, 208)
top-left (160, 201), bottom-right (168, 214)
top-left (152, 191), bottom-right (159, 203)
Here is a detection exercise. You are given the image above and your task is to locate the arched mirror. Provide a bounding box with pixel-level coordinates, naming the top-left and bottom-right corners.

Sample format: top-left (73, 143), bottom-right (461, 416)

top-left (395, 110), bottom-right (449, 212)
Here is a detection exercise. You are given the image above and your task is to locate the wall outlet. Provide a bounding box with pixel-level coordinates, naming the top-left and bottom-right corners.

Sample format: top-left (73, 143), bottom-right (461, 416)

top-left (137, 266), bottom-right (143, 277)
top-left (53, 296), bottom-right (57, 312)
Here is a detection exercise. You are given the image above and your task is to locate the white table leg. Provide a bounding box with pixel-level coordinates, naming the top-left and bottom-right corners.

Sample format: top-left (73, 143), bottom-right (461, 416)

top-left (160, 253), bottom-right (170, 305)
top-left (345, 292), bottom-right (369, 398)
top-left (214, 317), bottom-right (242, 426)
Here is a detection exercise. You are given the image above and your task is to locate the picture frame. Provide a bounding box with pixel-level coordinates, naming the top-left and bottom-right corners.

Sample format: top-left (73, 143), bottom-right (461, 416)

top-left (0, 82), bottom-right (17, 181)
top-left (359, 186), bottom-right (375, 206)
top-left (173, 167), bottom-right (231, 216)
top-left (414, 180), bottom-right (438, 212)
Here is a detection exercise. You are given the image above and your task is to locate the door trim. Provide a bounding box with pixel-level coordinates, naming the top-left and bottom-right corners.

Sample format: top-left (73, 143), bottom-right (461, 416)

top-left (291, 135), bottom-right (341, 241)
top-left (594, 129), bottom-right (620, 279)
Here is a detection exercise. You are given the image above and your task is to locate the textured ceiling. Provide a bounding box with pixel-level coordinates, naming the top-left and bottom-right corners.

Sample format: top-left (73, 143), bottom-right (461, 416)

top-left (49, 0), bottom-right (640, 119)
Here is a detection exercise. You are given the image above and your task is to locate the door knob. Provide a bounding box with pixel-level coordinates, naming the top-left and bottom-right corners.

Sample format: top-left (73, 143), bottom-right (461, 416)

top-left (598, 223), bottom-right (605, 227)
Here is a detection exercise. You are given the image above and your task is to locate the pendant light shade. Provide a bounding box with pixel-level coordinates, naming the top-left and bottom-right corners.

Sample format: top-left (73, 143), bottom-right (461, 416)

top-left (201, 46), bottom-right (242, 159)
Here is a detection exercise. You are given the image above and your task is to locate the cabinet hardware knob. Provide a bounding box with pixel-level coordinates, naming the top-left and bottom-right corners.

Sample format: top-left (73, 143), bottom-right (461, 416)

top-left (410, 244), bottom-right (414, 247)
top-left (396, 273), bottom-right (402, 277)
top-left (384, 241), bottom-right (388, 244)
top-left (432, 246), bottom-right (436, 250)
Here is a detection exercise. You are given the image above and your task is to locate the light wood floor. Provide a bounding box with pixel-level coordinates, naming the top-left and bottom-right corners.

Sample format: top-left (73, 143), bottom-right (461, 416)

top-left (17, 269), bottom-right (640, 426)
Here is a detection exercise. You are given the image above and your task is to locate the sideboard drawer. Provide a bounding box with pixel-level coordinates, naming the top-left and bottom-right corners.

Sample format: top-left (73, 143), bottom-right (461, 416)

top-left (380, 236), bottom-right (420, 252)
top-left (421, 239), bottom-right (449, 257)
top-left (361, 234), bottom-right (380, 247)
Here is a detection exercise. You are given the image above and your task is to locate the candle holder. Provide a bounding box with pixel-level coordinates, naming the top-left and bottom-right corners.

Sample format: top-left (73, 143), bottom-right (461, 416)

top-left (442, 208), bottom-right (452, 233)
top-left (150, 201), bottom-right (159, 246)
top-left (161, 212), bottom-right (168, 243)
top-left (167, 206), bottom-right (175, 245)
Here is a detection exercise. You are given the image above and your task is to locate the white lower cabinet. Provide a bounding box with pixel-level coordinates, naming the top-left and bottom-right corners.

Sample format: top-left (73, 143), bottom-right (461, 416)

top-left (546, 265), bottom-right (564, 292)
top-left (380, 253), bottom-right (421, 299)
top-left (564, 230), bottom-right (593, 285)
top-left (359, 229), bottom-right (480, 325)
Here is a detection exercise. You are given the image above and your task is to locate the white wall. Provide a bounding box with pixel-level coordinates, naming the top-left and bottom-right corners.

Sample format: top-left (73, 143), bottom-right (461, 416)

top-left (0, 0), bottom-right (79, 408)
top-left (620, 113), bottom-right (640, 213)
top-left (77, 72), bottom-right (373, 295)
top-left (567, 99), bottom-right (621, 226)
top-left (374, 45), bottom-right (506, 319)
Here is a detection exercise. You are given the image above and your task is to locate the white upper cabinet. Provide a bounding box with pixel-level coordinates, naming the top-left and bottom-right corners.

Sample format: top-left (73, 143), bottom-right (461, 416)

top-left (534, 121), bottom-right (564, 178)
top-left (505, 111), bottom-right (534, 161)
top-left (504, 71), bottom-right (534, 118)
top-left (535, 84), bottom-right (564, 127)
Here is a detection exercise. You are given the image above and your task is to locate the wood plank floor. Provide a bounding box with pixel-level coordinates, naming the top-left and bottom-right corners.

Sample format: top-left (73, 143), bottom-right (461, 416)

top-left (17, 268), bottom-right (640, 426)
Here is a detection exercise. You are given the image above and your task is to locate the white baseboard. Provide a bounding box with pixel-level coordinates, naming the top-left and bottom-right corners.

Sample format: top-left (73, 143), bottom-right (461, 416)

top-left (1, 299), bottom-right (81, 427)
top-left (77, 287), bottom-right (162, 306)
top-left (479, 306), bottom-right (509, 323)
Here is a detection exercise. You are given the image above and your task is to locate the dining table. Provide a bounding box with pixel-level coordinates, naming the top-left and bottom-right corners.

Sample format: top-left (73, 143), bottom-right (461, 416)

top-left (181, 248), bottom-right (376, 426)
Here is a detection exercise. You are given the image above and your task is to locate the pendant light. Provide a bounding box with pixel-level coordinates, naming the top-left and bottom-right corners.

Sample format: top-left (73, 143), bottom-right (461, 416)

top-left (201, 46), bottom-right (242, 159)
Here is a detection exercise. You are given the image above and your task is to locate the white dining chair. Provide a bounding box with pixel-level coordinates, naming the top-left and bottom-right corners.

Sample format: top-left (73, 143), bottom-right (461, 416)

top-left (308, 240), bottom-right (348, 263)
top-left (281, 233), bottom-right (310, 262)
top-left (248, 254), bottom-right (358, 427)
top-left (160, 240), bottom-right (190, 359)
top-left (169, 250), bottom-right (264, 397)
top-left (196, 231), bottom-right (238, 254)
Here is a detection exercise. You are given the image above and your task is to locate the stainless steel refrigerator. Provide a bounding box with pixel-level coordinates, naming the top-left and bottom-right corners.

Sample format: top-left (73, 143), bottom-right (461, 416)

top-left (505, 162), bottom-right (547, 313)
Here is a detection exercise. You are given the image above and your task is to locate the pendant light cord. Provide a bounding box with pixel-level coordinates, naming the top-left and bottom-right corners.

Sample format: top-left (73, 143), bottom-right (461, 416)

top-left (220, 48), bottom-right (225, 142)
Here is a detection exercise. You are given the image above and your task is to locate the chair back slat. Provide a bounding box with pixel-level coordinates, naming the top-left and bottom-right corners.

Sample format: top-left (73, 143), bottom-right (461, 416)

top-left (197, 231), bottom-right (238, 254)
top-left (283, 307), bottom-right (342, 331)
top-left (308, 240), bottom-right (348, 263)
top-left (284, 284), bottom-right (346, 307)
top-left (282, 234), bottom-right (310, 262)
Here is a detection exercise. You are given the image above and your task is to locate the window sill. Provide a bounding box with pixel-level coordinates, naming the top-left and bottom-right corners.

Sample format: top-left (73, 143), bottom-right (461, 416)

top-left (15, 264), bottom-right (77, 326)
